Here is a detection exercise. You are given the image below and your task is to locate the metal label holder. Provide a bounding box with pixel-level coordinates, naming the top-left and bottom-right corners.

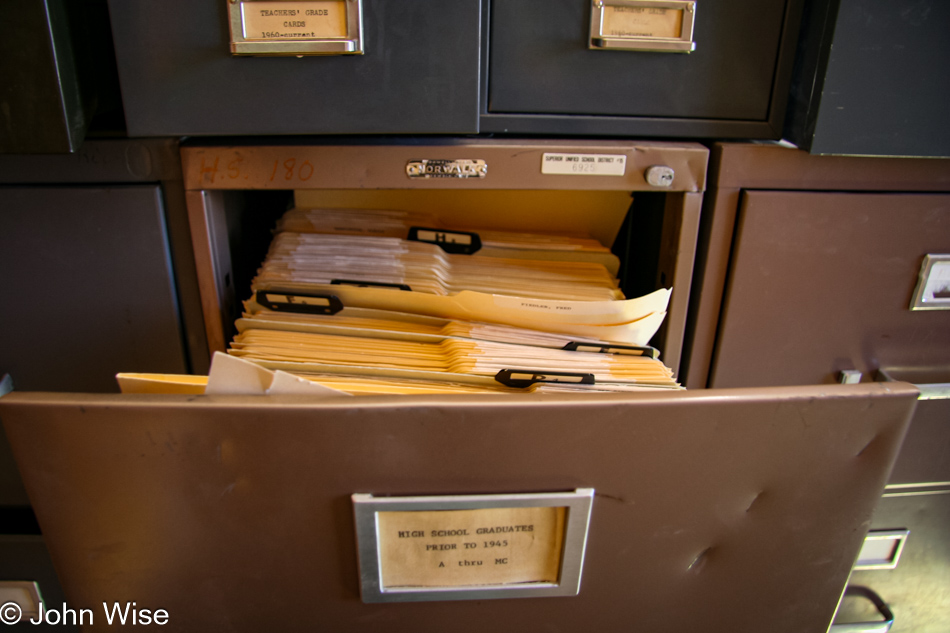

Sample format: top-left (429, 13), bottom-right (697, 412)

top-left (228, 0), bottom-right (364, 56)
top-left (909, 253), bottom-right (950, 311)
top-left (589, 0), bottom-right (696, 53)
top-left (353, 489), bottom-right (594, 603)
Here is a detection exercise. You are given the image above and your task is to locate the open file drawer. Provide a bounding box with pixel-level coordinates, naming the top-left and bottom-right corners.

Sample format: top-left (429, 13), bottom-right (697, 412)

top-left (180, 138), bottom-right (708, 377)
top-left (0, 137), bottom-right (925, 631)
top-left (0, 383), bottom-right (919, 632)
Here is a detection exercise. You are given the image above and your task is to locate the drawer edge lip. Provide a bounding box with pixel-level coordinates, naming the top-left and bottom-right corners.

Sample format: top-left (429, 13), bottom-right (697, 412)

top-left (0, 382), bottom-right (920, 411)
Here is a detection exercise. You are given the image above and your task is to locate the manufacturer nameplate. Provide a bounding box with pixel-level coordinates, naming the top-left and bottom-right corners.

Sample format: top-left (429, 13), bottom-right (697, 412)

top-left (406, 159), bottom-right (488, 179)
top-left (228, 0), bottom-right (363, 55)
top-left (541, 153), bottom-right (627, 176)
top-left (353, 490), bottom-right (594, 602)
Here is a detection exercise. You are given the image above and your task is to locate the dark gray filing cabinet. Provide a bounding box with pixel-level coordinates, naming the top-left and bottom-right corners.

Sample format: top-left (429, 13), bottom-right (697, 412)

top-left (107, 0), bottom-right (482, 136)
top-left (784, 0), bottom-right (950, 157)
top-left (483, 0), bottom-right (804, 138)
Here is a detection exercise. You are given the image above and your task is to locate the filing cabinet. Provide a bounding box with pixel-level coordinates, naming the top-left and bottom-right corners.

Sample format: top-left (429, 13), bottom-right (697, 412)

top-left (0, 138), bottom-right (927, 632)
top-left (683, 142), bottom-right (950, 632)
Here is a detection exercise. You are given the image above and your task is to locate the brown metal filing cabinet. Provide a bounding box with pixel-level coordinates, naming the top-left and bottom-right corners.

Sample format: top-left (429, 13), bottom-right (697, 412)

top-left (0, 138), bottom-right (929, 632)
top-left (683, 142), bottom-right (950, 632)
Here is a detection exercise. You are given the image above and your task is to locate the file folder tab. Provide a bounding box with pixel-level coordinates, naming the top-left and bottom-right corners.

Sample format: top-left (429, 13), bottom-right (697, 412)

top-left (562, 342), bottom-right (659, 358)
top-left (408, 227), bottom-right (482, 255)
top-left (256, 290), bottom-right (344, 315)
top-left (495, 369), bottom-right (596, 388)
top-left (331, 279), bottom-right (412, 291)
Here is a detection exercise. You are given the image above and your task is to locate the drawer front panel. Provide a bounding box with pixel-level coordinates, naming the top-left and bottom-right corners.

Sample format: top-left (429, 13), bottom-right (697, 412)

top-left (108, 0), bottom-right (481, 136)
top-left (0, 186), bottom-right (188, 392)
top-left (711, 191), bottom-right (950, 389)
top-left (489, 0), bottom-right (788, 120)
top-left (0, 384), bottom-right (917, 632)
top-left (887, 395), bottom-right (950, 486)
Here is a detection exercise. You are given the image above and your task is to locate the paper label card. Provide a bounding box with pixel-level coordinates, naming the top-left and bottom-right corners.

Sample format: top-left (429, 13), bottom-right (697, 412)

top-left (377, 506), bottom-right (566, 588)
top-left (241, 1), bottom-right (347, 40)
top-left (541, 153), bottom-right (627, 176)
top-left (353, 490), bottom-right (593, 602)
top-left (602, 5), bottom-right (684, 39)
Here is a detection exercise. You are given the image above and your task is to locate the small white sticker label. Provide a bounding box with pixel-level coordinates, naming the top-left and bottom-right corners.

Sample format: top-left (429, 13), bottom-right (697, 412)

top-left (541, 153), bottom-right (627, 176)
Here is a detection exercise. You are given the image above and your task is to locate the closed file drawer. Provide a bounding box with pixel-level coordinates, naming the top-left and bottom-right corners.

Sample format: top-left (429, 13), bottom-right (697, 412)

top-left (685, 143), bottom-right (950, 390)
top-left (108, 0), bottom-right (481, 136)
top-left (484, 0), bottom-right (803, 138)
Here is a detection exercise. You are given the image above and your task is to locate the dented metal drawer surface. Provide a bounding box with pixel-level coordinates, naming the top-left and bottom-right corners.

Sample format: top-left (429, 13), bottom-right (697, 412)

top-left (0, 382), bottom-right (919, 632)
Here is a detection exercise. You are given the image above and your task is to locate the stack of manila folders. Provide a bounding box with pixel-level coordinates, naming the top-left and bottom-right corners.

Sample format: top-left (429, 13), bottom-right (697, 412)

top-left (119, 208), bottom-right (681, 396)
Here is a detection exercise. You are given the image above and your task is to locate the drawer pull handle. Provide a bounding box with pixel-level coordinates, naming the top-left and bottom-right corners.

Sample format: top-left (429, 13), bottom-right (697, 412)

top-left (830, 586), bottom-right (894, 633)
